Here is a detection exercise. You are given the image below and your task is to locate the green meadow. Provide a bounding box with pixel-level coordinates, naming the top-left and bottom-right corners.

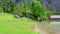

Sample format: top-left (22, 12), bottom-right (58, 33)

top-left (0, 13), bottom-right (38, 34)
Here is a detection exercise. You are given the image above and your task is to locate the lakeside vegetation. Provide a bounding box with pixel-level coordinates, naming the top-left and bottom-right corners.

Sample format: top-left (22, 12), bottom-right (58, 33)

top-left (0, 0), bottom-right (51, 34)
top-left (0, 0), bottom-right (50, 21)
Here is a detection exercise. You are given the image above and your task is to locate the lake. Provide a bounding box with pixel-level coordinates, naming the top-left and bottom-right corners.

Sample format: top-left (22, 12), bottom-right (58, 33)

top-left (36, 21), bottom-right (60, 34)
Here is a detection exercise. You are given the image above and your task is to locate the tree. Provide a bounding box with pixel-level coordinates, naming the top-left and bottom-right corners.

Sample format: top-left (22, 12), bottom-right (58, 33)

top-left (1, 0), bottom-right (10, 13)
top-left (0, 0), bottom-right (15, 13)
top-left (31, 1), bottom-right (42, 18)
top-left (31, 1), bottom-right (50, 20)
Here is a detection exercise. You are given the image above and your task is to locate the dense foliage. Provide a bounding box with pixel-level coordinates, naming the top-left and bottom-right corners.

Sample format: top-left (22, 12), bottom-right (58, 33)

top-left (0, 0), bottom-right (50, 20)
top-left (31, 1), bottom-right (50, 20)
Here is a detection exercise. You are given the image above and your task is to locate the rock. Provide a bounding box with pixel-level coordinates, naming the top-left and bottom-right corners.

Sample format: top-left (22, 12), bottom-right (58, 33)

top-left (23, 13), bottom-right (38, 20)
top-left (14, 14), bottom-right (20, 18)
top-left (14, 14), bottom-right (23, 18)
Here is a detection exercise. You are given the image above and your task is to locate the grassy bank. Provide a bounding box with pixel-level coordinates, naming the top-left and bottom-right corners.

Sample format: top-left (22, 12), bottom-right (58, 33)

top-left (0, 13), bottom-right (39, 34)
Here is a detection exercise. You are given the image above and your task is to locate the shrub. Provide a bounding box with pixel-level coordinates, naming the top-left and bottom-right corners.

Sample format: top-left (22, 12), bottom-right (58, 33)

top-left (0, 0), bottom-right (15, 13)
top-left (31, 1), bottom-right (50, 20)
top-left (13, 3), bottom-right (21, 14)
top-left (0, 6), bottom-right (3, 13)
top-left (13, 3), bottom-right (27, 17)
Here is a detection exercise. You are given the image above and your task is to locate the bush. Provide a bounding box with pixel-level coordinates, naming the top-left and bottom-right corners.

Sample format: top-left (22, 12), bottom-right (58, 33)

top-left (13, 3), bottom-right (26, 15)
top-left (31, 1), bottom-right (50, 20)
top-left (0, 6), bottom-right (3, 13)
top-left (0, 0), bottom-right (15, 13)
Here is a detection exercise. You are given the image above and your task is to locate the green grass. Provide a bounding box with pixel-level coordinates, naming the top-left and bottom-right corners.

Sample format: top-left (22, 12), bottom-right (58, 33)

top-left (0, 13), bottom-right (39, 34)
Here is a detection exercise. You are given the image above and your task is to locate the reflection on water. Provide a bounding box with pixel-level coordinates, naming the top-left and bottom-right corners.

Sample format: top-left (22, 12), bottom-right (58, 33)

top-left (50, 21), bottom-right (60, 24)
top-left (37, 21), bottom-right (60, 34)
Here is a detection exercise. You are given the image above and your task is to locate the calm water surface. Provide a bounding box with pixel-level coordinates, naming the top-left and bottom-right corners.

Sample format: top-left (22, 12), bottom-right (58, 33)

top-left (37, 21), bottom-right (60, 34)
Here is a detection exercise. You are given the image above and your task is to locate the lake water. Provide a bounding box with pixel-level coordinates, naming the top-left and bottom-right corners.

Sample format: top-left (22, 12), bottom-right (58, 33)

top-left (37, 21), bottom-right (60, 34)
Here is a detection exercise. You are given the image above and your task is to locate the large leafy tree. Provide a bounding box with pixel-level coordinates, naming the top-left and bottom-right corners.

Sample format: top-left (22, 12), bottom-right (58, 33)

top-left (31, 1), bottom-right (42, 17)
top-left (31, 1), bottom-right (50, 20)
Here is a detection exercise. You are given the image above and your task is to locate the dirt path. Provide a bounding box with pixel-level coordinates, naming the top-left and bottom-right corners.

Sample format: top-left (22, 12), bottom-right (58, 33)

top-left (33, 23), bottom-right (51, 34)
top-left (32, 21), bottom-right (60, 34)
